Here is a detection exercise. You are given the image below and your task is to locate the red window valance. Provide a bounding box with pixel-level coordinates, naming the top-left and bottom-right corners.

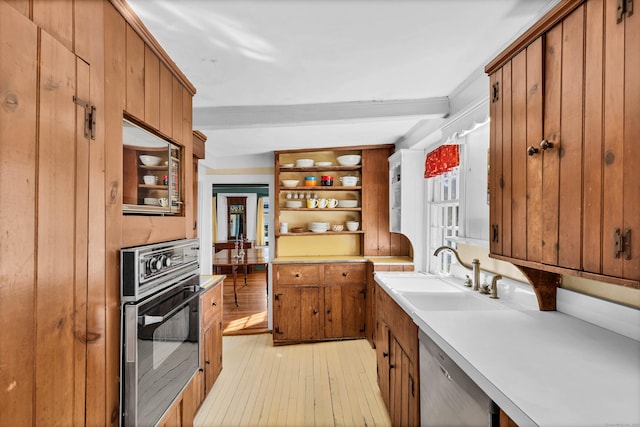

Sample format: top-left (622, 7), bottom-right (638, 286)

top-left (424, 144), bottom-right (460, 178)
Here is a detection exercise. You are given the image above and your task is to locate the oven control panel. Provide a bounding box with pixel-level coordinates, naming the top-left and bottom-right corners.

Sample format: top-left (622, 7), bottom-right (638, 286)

top-left (121, 238), bottom-right (199, 301)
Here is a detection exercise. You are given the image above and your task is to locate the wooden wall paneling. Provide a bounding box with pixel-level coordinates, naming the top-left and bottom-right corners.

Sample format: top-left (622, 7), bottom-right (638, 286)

top-left (182, 86), bottom-right (194, 237)
top-left (172, 76), bottom-right (183, 141)
top-left (542, 25), bottom-right (562, 266)
top-left (73, 56), bottom-right (91, 427)
top-left (0, 4), bottom-right (37, 424)
top-left (510, 50), bottom-right (527, 260)
top-left (32, 0), bottom-right (72, 51)
top-left (144, 46), bottom-right (160, 129)
top-left (5, 0), bottom-right (29, 17)
top-left (125, 24), bottom-right (144, 120)
top-left (104, 3), bottom-right (127, 425)
top-left (122, 216), bottom-right (188, 247)
top-left (501, 61), bottom-right (512, 257)
top-left (525, 37), bottom-right (543, 264)
top-left (602, 0), bottom-right (625, 278)
top-left (36, 29), bottom-right (77, 426)
top-left (362, 147), bottom-right (393, 256)
top-left (490, 69), bottom-right (502, 256)
top-left (159, 62), bottom-right (173, 137)
top-left (623, 6), bottom-right (640, 280)
top-left (583, 0), bottom-right (605, 275)
top-left (558, 6), bottom-right (585, 270)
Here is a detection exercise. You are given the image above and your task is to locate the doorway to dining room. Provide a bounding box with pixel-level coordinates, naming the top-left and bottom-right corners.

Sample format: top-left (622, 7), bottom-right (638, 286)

top-left (212, 184), bottom-right (270, 335)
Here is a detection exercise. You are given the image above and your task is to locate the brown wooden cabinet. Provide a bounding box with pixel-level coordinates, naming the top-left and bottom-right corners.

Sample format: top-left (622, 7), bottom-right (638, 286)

top-left (201, 281), bottom-right (223, 394)
top-left (272, 262), bottom-right (367, 345)
top-left (487, 0), bottom-right (639, 295)
top-left (375, 283), bottom-right (420, 426)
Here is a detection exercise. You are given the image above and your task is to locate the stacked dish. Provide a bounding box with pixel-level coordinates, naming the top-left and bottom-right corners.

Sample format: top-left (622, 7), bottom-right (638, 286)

top-left (282, 180), bottom-right (299, 187)
top-left (315, 161), bottom-right (332, 167)
top-left (143, 197), bottom-right (159, 206)
top-left (337, 200), bottom-right (358, 208)
top-left (281, 163), bottom-right (294, 168)
top-left (340, 176), bottom-right (359, 186)
top-left (308, 222), bottom-right (329, 233)
top-left (285, 200), bottom-right (302, 208)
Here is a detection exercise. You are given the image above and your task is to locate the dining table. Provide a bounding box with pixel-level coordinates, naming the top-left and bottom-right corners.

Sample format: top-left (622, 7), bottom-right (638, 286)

top-left (213, 247), bottom-right (269, 306)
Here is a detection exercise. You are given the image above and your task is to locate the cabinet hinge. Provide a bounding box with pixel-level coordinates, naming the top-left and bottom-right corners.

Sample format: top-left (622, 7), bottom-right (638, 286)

top-left (491, 81), bottom-right (500, 103)
top-left (491, 224), bottom-right (499, 243)
top-left (274, 327), bottom-right (283, 335)
top-left (73, 96), bottom-right (96, 140)
top-left (274, 293), bottom-right (283, 301)
top-left (618, 0), bottom-right (633, 22)
top-left (614, 228), bottom-right (632, 260)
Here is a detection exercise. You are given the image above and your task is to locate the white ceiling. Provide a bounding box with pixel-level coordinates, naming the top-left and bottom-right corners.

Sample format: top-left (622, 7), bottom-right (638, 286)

top-left (126, 0), bottom-right (556, 169)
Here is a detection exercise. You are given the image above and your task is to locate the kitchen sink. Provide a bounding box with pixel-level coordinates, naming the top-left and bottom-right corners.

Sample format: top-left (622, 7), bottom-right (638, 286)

top-left (375, 274), bottom-right (463, 294)
top-left (397, 291), bottom-right (507, 311)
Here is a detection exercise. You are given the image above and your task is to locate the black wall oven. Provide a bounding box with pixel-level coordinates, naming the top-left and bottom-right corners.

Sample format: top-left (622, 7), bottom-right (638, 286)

top-left (120, 239), bottom-right (202, 427)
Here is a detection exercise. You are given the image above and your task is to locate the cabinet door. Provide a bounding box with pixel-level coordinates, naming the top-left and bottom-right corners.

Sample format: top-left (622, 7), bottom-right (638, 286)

top-left (324, 284), bottom-right (365, 339)
top-left (273, 286), bottom-right (322, 342)
top-left (390, 338), bottom-right (418, 427)
top-left (599, 0), bottom-right (639, 281)
top-left (375, 321), bottom-right (391, 409)
top-left (541, 6), bottom-right (585, 269)
top-left (204, 316), bottom-right (223, 395)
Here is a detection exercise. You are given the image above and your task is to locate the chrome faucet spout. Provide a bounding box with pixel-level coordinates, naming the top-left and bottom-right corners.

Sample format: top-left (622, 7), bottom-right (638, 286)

top-left (433, 246), bottom-right (481, 291)
top-left (489, 275), bottom-right (502, 299)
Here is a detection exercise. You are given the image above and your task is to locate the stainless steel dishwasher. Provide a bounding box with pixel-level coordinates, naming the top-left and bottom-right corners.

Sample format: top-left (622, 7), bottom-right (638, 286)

top-left (419, 330), bottom-right (499, 426)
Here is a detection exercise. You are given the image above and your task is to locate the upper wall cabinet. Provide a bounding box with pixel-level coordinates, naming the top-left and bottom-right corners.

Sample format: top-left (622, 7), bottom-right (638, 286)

top-left (487, 0), bottom-right (639, 287)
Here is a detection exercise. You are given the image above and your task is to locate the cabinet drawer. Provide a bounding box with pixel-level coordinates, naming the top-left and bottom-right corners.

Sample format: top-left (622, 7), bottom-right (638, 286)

top-left (324, 263), bottom-right (366, 284)
top-left (201, 282), bottom-right (222, 329)
top-left (275, 264), bottom-right (321, 285)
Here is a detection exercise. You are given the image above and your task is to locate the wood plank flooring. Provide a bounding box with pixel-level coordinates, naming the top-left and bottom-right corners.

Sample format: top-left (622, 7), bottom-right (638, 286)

top-left (194, 334), bottom-right (391, 427)
top-left (222, 269), bottom-right (269, 336)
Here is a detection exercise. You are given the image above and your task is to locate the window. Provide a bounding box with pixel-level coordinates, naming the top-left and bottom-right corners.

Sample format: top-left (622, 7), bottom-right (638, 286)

top-left (427, 165), bottom-right (461, 275)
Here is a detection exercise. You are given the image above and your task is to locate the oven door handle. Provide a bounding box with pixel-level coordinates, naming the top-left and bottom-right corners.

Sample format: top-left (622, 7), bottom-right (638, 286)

top-left (138, 290), bottom-right (202, 326)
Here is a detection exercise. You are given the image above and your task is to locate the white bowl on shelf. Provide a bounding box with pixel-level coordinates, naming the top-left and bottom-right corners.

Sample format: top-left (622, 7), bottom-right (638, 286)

top-left (314, 161), bottom-right (332, 167)
top-left (139, 155), bottom-right (162, 166)
top-left (281, 180), bottom-right (300, 187)
top-left (346, 221), bottom-right (359, 231)
top-left (336, 155), bottom-right (361, 166)
top-left (295, 158), bottom-right (314, 167)
top-left (337, 200), bottom-right (358, 208)
top-left (143, 197), bottom-right (159, 206)
top-left (143, 175), bottom-right (158, 185)
top-left (281, 163), bottom-right (294, 168)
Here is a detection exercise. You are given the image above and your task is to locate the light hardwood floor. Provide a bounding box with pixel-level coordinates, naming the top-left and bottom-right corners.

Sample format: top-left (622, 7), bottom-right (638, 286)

top-left (194, 334), bottom-right (391, 427)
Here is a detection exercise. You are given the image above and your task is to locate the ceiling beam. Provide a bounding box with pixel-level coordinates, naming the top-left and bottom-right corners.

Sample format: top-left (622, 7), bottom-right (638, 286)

top-left (193, 97), bottom-right (449, 129)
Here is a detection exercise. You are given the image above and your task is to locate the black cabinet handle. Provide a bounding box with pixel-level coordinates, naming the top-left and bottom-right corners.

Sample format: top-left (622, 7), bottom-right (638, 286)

top-left (540, 139), bottom-right (554, 151)
top-left (527, 146), bottom-right (539, 156)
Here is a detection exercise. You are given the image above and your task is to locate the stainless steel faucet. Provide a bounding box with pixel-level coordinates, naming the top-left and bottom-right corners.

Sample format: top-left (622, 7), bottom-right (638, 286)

top-left (489, 274), bottom-right (502, 299)
top-left (433, 246), bottom-right (481, 291)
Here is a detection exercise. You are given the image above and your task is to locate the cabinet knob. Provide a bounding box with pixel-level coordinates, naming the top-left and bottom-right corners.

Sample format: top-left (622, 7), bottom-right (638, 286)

top-left (539, 140), bottom-right (554, 151)
top-left (527, 146), bottom-right (539, 156)
top-left (342, 272), bottom-right (348, 277)
top-left (383, 352), bottom-right (389, 358)
top-left (295, 273), bottom-right (301, 278)
top-left (205, 359), bottom-right (210, 365)
top-left (212, 301), bottom-right (217, 307)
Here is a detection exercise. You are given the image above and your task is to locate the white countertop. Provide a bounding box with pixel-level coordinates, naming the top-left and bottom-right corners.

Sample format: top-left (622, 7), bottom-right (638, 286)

top-left (374, 272), bottom-right (640, 427)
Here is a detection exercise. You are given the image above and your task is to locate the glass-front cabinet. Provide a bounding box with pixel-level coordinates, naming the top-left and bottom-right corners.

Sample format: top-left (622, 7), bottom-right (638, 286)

top-left (122, 119), bottom-right (182, 215)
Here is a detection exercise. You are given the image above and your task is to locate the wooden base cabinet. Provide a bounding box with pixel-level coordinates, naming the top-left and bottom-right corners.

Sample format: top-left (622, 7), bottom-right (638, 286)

top-left (375, 284), bottom-right (420, 426)
top-left (201, 281), bottom-right (224, 394)
top-left (273, 262), bottom-right (367, 345)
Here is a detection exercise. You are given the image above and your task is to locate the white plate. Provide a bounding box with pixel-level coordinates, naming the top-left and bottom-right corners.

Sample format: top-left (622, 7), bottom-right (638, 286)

top-left (285, 201), bottom-right (302, 208)
top-left (281, 163), bottom-right (294, 168)
top-left (314, 161), bottom-right (332, 167)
